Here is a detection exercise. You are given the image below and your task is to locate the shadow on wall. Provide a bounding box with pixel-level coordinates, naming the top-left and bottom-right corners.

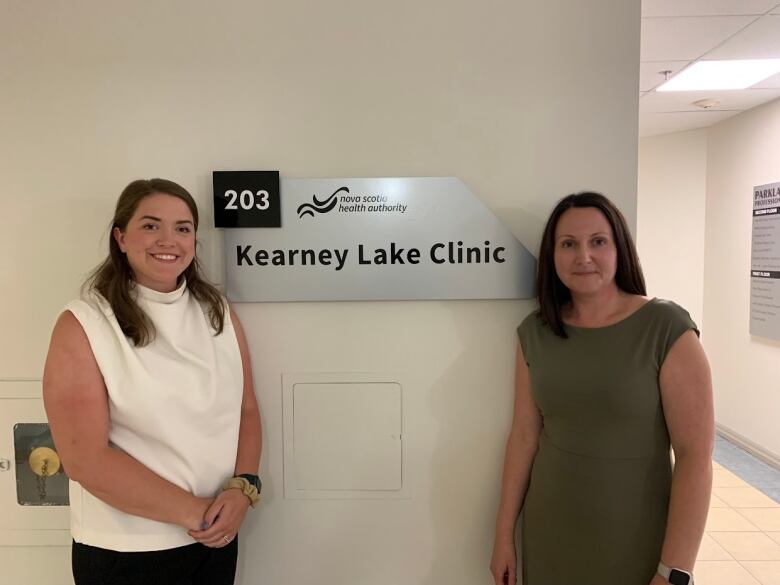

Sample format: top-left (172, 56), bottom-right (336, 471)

top-left (424, 300), bottom-right (533, 585)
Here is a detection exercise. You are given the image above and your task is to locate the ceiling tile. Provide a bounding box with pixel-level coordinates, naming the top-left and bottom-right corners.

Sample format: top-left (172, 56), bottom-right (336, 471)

top-left (643, 1), bottom-right (779, 18)
top-left (642, 16), bottom-right (757, 61)
top-left (705, 15), bottom-right (780, 59)
top-left (640, 61), bottom-right (690, 91)
top-left (639, 110), bottom-right (739, 137)
top-left (640, 88), bottom-right (780, 112)
top-left (754, 71), bottom-right (780, 88)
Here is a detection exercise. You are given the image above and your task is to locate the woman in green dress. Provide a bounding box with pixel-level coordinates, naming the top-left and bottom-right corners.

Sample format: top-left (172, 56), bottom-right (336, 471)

top-left (490, 193), bottom-right (714, 585)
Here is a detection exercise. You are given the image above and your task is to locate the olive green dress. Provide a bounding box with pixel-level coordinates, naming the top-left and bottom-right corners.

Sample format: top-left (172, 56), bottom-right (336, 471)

top-left (517, 299), bottom-right (698, 585)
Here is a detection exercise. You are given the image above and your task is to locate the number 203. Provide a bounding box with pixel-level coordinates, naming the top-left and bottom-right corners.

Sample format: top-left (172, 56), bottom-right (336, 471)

top-left (224, 189), bottom-right (270, 211)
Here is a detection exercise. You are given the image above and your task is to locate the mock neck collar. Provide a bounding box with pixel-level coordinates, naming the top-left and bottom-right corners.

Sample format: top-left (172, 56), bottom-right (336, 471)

top-left (134, 278), bottom-right (187, 304)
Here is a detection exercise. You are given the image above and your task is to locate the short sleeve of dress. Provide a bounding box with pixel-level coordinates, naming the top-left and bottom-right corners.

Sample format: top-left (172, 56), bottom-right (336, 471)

top-left (652, 300), bottom-right (699, 366)
top-left (62, 298), bottom-right (103, 346)
top-left (516, 311), bottom-right (542, 367)
top-left (61, 295), bottom-right (125, 382)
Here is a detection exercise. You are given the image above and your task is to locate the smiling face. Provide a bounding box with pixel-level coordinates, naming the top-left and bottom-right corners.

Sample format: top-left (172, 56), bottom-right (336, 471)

top-left (553, 206), bottom-right (618, 297)
top-left (113, 192), bottom-right (196, 292)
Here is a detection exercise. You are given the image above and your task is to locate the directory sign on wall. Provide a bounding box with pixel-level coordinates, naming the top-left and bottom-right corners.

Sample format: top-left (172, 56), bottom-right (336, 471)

top-left (750, 180), bottom-right (780, 340)
top-left (218, 175), bottom-right (536, 302)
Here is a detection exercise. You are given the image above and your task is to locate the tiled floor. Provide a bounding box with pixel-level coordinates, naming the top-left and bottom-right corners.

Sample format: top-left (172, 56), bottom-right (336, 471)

top-left (714, 437), bottom-right (780, 503)
top-left (695, 439), bottom-right (780, 585)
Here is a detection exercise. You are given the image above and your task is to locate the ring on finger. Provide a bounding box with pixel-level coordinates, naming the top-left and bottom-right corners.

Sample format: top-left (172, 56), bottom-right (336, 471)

top-left (223, 535), bottom-right (232, 544)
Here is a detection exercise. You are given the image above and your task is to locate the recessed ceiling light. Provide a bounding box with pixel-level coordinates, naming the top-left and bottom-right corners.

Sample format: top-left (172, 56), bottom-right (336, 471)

top-left (657, 59), bottom-right (780, 91)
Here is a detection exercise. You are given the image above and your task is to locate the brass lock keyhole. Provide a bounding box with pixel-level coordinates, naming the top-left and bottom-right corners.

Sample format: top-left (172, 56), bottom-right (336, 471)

top-left (28, 447), bottom-right (61, 477)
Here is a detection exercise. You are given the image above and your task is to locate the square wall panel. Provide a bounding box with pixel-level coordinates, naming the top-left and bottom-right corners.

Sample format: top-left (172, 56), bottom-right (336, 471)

top-left (293, 383), bottom-right (401, 490)
top-left (283, 373), bottom-right (407, 499)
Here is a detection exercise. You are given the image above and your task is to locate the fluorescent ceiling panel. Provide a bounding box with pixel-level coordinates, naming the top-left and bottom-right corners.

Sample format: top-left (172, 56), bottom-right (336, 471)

top-left (658, 59), bottom-right (780, 90)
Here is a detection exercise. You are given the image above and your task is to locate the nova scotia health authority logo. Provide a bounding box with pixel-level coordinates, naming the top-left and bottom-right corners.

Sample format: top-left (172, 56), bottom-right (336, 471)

top-left (296, 187), bottom-right (344, 218)
top-left (297, 186), bottom-right (408, 219)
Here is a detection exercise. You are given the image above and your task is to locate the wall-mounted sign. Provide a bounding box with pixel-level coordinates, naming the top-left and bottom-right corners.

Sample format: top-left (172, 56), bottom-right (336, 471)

top-left (750, 180), bottom-right (780, 340)
top-left (221, 176), bottom-right (536, 302)
top-left (213, 171), bottom-right (281, 228)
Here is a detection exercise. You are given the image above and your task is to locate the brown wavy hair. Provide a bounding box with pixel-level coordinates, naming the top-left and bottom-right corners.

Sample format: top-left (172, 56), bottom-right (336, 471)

top-left (86, 178), bottom-right (225, 346)
top-left (536, 192), bottom-right (646, 338)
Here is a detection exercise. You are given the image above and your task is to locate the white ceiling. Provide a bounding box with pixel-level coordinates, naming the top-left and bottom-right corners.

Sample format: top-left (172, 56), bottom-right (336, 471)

top-left (640, 0), bottom-right (780, 137)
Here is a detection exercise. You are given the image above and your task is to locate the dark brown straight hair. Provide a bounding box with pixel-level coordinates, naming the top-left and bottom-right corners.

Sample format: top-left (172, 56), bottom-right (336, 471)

top-left (86, 178), bottom-right (225, 346)
top-left (536, 192), bottom-right (646, 338)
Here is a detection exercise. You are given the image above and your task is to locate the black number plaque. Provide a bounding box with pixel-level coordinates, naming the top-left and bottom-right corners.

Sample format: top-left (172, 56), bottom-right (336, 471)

top-left (213, 171), bottom-right (281, 228)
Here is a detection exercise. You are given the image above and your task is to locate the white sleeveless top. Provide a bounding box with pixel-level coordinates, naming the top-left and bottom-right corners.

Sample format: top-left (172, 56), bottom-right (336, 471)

top-left (63, 280), bottom-right (243, 552)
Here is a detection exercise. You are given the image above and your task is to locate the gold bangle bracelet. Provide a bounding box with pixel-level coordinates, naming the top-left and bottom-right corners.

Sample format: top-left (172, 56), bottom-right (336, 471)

top-left (223, 477), bottom-right (260, 508)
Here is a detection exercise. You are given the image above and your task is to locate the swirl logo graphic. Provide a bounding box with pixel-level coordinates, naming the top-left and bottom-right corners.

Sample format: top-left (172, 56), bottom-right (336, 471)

top-left (297, 187), bottom-right (346, 218)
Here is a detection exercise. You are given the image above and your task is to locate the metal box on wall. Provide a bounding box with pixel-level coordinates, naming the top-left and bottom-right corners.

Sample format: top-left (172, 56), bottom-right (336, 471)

top-left (0, 380), bottom-right (70, 546)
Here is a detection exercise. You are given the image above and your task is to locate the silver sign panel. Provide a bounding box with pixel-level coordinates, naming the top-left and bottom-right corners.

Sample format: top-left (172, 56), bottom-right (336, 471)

top-left (224, 177), bottom-right (536, 302)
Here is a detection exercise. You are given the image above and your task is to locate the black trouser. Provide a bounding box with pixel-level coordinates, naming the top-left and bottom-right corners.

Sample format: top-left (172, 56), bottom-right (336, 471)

top-left (72, 538), bottom-right (238, 585)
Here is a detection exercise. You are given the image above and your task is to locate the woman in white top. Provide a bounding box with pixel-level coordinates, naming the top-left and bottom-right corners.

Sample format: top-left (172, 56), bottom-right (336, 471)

top-left (43, 178), bottom-right (262, 585)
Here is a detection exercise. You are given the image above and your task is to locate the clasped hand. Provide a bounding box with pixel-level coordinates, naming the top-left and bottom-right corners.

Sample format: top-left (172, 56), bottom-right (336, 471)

top-left (188, 489), bottom-right (250, 548)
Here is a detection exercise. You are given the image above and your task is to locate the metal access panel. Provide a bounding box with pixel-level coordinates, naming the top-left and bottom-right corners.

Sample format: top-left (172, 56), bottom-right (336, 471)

top-left (282, 372), bottom-right (410, 500)
top-left (0, 380), bottom-right (70, 546)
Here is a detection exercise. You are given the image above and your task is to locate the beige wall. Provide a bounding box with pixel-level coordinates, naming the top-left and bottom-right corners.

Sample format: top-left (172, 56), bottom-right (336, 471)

top-left (0, 1), bottom-right (641, 583)
top-left (704, 98), bottom-right (780, 461)
top-left (637, 129), bottom-right (708, 328)
top-left (638, 101), bottom-right (780, 464)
